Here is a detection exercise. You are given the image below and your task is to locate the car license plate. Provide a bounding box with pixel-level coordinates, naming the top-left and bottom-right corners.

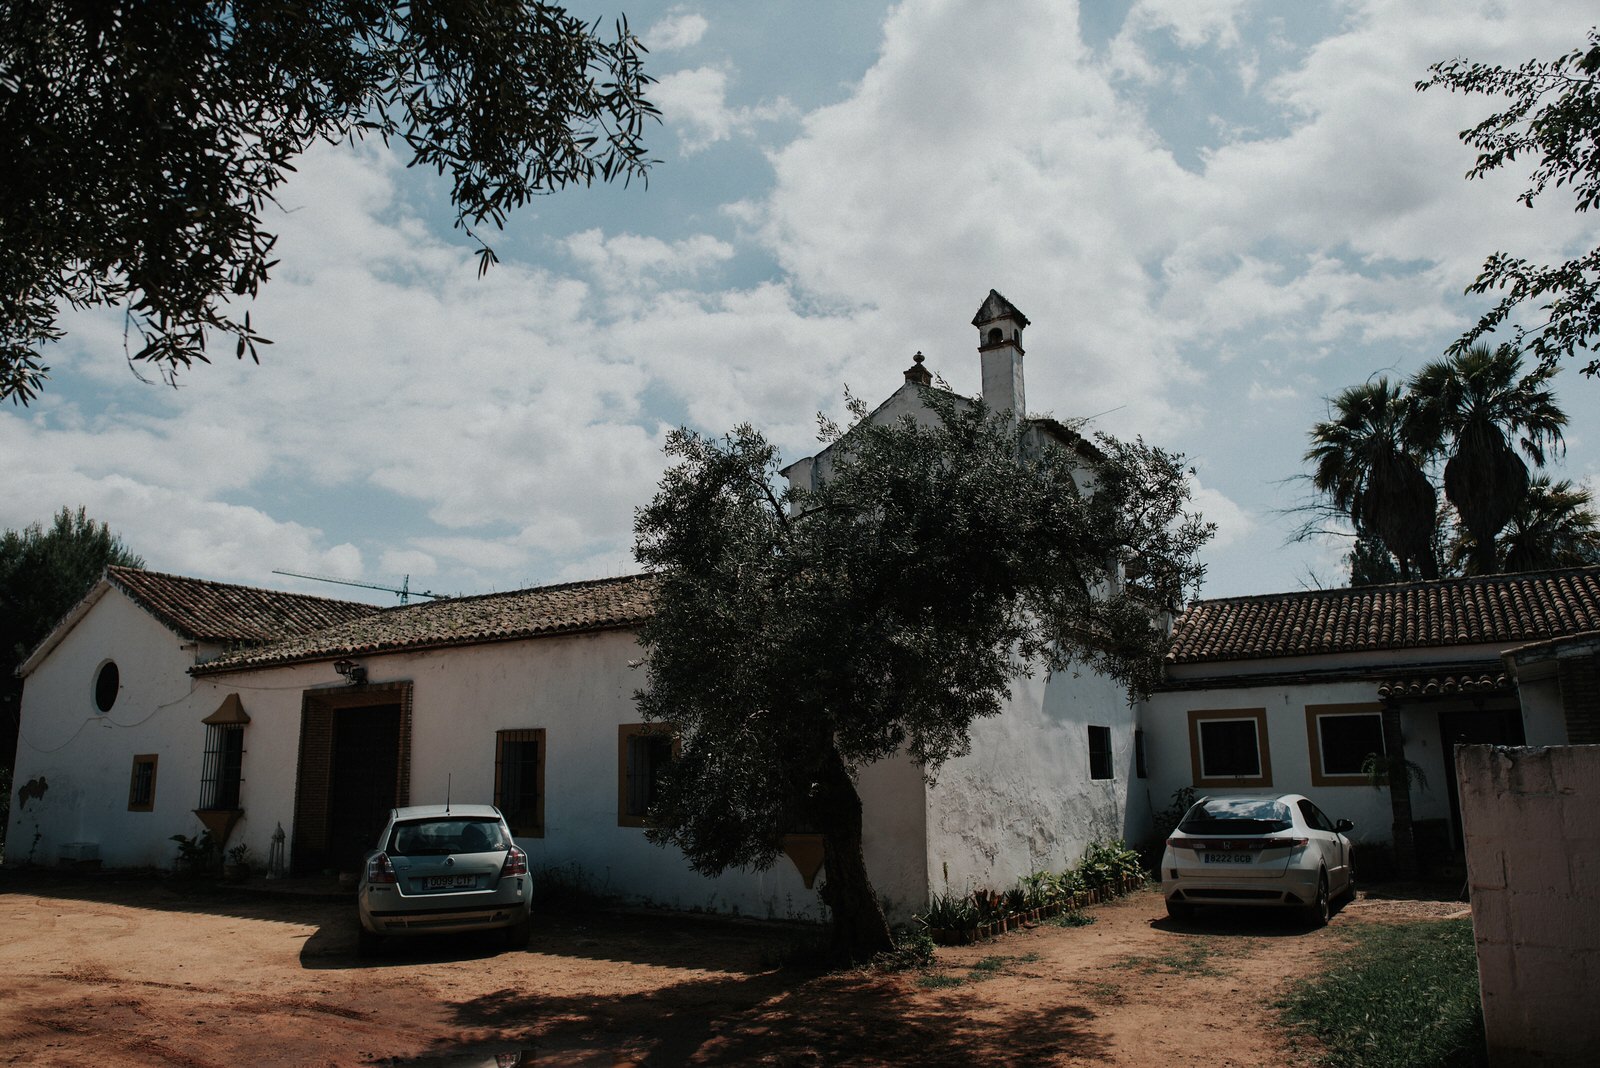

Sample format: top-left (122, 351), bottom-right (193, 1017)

top-left (1203, 852), bottom-right (1253, 864)
top-left (425, 875), bottom-right (476, 889)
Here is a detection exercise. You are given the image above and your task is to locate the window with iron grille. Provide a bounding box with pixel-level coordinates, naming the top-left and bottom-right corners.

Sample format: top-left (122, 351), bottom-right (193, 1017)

top-left (494, 728), bottom-right (545, 837)
top-left (618, 723), bottom-right (674, 827)
top-left (199, 723), bottom-right (245, 810)
top-left (128, 754), bottom-right (158, 811)
top-left (1088, 725), bottom-right (1113, 780)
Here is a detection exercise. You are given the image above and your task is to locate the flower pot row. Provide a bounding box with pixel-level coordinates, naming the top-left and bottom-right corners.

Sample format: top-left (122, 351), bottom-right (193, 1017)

top-left (922, 876), bottom-right (1146, 945)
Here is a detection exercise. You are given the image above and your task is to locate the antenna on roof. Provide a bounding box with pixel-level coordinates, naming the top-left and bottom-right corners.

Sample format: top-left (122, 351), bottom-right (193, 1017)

top-left (271, 569), bottom-right (439, 605)
top-left (446, 774), bottom-right (452, 815)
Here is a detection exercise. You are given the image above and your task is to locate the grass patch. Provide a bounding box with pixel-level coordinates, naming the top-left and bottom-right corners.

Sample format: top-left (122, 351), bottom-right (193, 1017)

top-left (1046, 910), bottom-right (1094, 928)
top-left (1276, 919), bottom-right (1484, 1068)
top-left (1113, 937), bottom-right (1240, 977)
top-left (916, 952), bottom-right (1040, 990)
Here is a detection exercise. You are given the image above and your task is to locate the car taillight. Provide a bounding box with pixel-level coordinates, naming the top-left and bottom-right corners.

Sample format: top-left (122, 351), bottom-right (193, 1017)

top-left (1166, 838), bottom-right (1193, 849)
top-left (367, 852), bottom-right (397, 885)
top-left (1262, 837), bottom-right (1309, 849)
top-left (500, 845), bottom-right (528, 879)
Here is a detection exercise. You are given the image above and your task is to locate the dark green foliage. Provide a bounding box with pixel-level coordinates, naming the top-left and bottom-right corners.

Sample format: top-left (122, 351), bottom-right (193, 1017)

top-left (1303, 347), bottom-right (1592, 582)
top-left (0, 1), bottom-right (657, 403)
top-left (634, 395), bottom-right (1210, 960)
top-left (1418, 30), bottom-right (1600, 377)
top-left (1277, 920), bottom-right (1486, 1068)
top-left (868, 927), bottom-right (936, 973)
top-left (1347, 531), bottom-right (1403, 587)
top-left (1411, 344), bottom-right (1566, 575)
top-left (0, 508), bottom-right (143, 783)
top-left (1077, 840), bottom-right (1145, 891)
top-left (170, 830), bottom-right (220, 877)
top-left (1305, 380), bottom-right (1438, 580)
top-left (1496, 475), bottom-right (1600, 570)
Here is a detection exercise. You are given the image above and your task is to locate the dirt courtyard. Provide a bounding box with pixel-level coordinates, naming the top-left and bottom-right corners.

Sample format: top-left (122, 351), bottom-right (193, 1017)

top-left (0, 870), bottom-right (1468, 1066)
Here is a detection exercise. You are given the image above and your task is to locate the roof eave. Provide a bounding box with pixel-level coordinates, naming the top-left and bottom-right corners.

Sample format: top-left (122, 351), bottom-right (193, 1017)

top-left (190, 617), bottom-right (646, 677)
top-left (17, 577), bottom-right (117, 677)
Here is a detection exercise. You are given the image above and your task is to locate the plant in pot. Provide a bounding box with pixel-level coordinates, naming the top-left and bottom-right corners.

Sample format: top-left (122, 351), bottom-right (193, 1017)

top-left (224, 842), bottom-right (251, 881)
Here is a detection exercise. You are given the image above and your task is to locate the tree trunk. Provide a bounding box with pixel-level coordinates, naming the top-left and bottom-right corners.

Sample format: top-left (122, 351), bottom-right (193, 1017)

top-left (812, 744), bottom-right (894, 962)
top-left (1381, 706), bottom-right (1419, 879)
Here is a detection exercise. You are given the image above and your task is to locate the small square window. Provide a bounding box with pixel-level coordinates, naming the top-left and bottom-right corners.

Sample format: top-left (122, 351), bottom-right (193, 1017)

top-left (1088, 725), bottom-right (1113, 780)
top-left (1188, 709), bottom-right (1272, 788)
top-left (128, 754), bottom-right (158, 811)
top-left (618, 724), bottom-right (675, 827)
top-left (1306, 705), bottom-right (1386, 786)
top-left (495, 729), bottom-right (546, 838)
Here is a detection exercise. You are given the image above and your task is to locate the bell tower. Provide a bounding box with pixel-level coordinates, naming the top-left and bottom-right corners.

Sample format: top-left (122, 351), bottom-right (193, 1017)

top-left (973, 289), bottom-right (1029, 420)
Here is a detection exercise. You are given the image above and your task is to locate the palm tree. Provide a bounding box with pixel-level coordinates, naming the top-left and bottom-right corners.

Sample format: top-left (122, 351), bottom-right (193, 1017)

top-left (1306, 380), bottom-right (1439, 580)
top-left (1410, 344), bottom-right (1566, 574)
top-left (1495, 476), bottom-right (1600, 572)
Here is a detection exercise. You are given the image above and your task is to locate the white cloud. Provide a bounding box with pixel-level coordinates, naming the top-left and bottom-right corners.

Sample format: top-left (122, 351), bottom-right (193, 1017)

top-left (646, 8), bottom-right (709, 52)
top-left (652, 65), bottom-right (797, 153)
top-left (7, 0), bottom-right (1599, 606)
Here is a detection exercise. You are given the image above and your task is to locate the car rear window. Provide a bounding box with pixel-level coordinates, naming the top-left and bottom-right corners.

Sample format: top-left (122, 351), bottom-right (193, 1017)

top-left (387, 818), bottom-right (509, 856)
top-left (1178, 798), bottom-right (1293, 835)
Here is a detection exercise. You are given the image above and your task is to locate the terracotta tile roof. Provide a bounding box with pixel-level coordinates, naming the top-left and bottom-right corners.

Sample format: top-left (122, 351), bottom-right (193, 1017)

top-left (107, 566), bottom-right (380, 644)
top-left (194, 573), bottom-right (657, 674)
top-left (1167, 566), bottom-right (1600, 665)
top-left (1374, 669), bottom-right (1512, 700)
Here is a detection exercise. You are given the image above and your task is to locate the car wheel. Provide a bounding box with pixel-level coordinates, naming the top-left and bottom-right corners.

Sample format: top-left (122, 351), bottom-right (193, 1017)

top-left (356, 922), bottom-right (385, 957)
top-left (1165, 899), bottom-right (1196, 922)
top-left (503, 913), bottom-right (532, 951)
top-left (1302, 873), bottom-right (1330, 928)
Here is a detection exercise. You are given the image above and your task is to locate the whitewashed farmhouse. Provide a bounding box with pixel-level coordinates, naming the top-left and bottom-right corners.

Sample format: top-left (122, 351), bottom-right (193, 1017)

top-left (8, 291), bottom-right (1600, 918)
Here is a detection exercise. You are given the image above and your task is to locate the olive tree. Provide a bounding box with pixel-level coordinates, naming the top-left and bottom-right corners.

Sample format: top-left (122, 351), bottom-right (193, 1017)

top-left (632, 394), bottom-right (1211, 960)
top-left (0, 1), bottom-right (657, 403)
top-left (1419, 29), bottom-right (1600, 376)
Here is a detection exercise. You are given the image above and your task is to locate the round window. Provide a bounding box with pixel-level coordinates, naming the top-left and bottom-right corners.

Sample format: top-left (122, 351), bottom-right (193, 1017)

top-left (94, 661), bottom-right (120, 713)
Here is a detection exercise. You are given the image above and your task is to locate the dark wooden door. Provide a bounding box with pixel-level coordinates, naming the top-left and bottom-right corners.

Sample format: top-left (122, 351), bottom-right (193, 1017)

top-left (328, 704), bottom-right (401, 870)
top-left (1439, 706), bottom-right (1525, 848)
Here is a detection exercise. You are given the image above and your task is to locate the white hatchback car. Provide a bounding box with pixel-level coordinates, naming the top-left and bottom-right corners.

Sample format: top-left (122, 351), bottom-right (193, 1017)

top-left (356, 804), bottom-right (533, 954)
top-left (1159, 793), bottom-right (1355, 926)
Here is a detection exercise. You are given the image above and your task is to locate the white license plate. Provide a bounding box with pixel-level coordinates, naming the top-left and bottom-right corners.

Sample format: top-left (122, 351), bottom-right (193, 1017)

top-left (425, 875), bottom-right (476, 889)
top-left (1203, 852), bottom-right (1253, 864)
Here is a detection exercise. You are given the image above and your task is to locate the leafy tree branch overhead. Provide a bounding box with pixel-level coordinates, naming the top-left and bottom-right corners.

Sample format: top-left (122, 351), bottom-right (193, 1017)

top-left (632, 393), bottom-right (1212, 961)
top-left (0, 1), bottom-right (658, 404)
top-left (1419, 28), bottom-right (1600, 376)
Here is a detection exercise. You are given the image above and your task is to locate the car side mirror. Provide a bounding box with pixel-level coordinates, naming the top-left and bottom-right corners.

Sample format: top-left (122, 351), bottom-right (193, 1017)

top-left (1334, 818), bottom-right (1354, 833)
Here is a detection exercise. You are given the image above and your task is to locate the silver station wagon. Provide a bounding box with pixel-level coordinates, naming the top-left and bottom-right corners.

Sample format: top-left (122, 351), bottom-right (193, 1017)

top-left (356, 804), bottom-right (533, 954)
top-left (1159, 793), bottom-right (1356, 926)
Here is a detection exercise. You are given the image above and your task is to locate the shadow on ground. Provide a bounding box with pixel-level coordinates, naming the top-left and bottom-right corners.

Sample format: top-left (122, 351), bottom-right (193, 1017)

top-left (416, 965), bottom-right (1112, 1067)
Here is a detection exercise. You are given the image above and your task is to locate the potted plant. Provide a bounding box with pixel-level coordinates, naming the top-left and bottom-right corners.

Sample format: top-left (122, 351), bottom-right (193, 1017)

top-left (224, 842), bottom-right (252, 881)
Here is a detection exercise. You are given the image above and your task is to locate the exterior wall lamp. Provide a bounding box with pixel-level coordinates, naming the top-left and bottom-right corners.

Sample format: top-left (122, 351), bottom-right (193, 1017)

top-left (333, 659), bottom-right (367, 685)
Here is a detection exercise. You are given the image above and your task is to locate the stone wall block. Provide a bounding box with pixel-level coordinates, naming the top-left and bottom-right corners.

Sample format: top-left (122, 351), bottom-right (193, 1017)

top-left (1457, 744), bottom-right (1600, 1064)
top-left (1502, 746), bottom-right (1558, 796)
top-left (1468, 888), bottom-right (1512, 947)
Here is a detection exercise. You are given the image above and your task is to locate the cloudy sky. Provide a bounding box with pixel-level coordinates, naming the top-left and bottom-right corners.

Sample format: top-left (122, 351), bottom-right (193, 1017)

top-left (4, 0), bottom-right (1598, 605)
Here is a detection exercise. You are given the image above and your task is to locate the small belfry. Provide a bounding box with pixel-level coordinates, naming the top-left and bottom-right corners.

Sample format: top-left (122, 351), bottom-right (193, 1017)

top-left (973, 288), bottom-right (1029, 419)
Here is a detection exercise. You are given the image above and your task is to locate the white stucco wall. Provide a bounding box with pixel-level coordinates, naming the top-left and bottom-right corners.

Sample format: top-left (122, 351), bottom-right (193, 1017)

top-left (1141, 681), bottom-right (1428, 848)
top-left (195, 629), bottom-right (930, 922)
top-left (1459, 744), bottom-right (1600, 1064)
top-left (5, 587), bottom-right (221, 868)
top-left (924, 663), bottom-right (1144, 900)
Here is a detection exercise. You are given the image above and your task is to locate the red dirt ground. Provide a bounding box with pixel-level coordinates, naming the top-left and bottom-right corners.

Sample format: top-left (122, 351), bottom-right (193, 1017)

top-left (0, 870), bottom-right (1468, 1066)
